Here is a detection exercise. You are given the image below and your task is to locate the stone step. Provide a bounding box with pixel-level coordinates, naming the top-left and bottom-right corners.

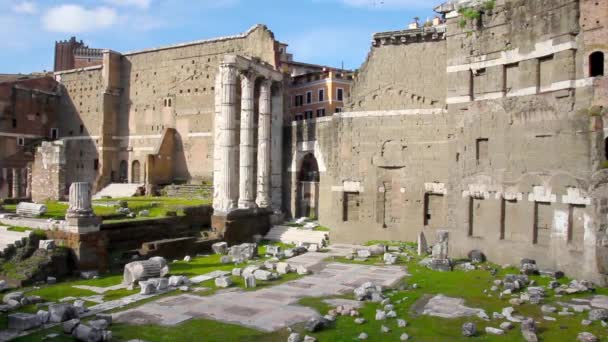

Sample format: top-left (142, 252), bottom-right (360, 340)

top-left (93, 183), bottom-right (144, 200)
top-left (264, 225), bottom-right (329, 246)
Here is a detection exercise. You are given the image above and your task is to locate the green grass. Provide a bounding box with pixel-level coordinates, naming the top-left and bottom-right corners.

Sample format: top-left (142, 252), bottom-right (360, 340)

top-left (5, 226), bottom-right (33, 232)
top-left (3, 197), bottom-right (210, 223)
top-left (11, 239), bottom-right (608, 342)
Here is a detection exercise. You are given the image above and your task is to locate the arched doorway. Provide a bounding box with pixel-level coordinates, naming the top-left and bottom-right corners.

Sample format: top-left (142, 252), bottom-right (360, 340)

top-left (119, 160), bottom-right (128, 183)
top-left (297, 153), bottom-right (320, 219)
top-left (590, 51), bottom-right (605, 77)
top-left (131, 160), bottom-right (141, 183)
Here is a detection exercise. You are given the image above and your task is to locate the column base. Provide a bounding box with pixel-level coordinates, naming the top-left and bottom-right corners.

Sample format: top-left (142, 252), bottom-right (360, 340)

top-left (64, 216), bottom-right (102, 234)
top-left (212, 208), bottom-right (272, 244)
top-left (45, 229), bottom-right (109, 272)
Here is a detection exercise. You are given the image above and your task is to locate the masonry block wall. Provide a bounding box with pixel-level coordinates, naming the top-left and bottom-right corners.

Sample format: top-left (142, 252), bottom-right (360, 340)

top-left (443, 0), bottom-right (608, 283)
top-left (53, 25), bottom-right (279, 193)
top-left (287, 36), bottom-right (449, 244)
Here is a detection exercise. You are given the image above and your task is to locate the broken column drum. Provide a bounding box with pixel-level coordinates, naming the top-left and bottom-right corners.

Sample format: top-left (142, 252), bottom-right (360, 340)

top-left (66, 182), bottom-right (94, 218)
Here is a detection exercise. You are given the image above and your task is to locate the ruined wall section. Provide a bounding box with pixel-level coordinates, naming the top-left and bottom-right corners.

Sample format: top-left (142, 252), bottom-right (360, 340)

top-left (55, 67), bottom-right (105, 192)
top-left (117, 25), bottom-right (278, 184)
top-left (443, 0), bottom-right (606, 283)
top-left (347, 39), bottom-right (447, 111)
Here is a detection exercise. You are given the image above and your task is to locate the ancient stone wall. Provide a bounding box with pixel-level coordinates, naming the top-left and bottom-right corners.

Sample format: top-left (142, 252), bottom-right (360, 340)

top-left (442, 0), bottom-right (607, 283)
top-left (115, 25), bottom-right (278, 184)
top-left (347, 39), bottom-right (446, 111)
top-left (55, 67), bottom-right (106, 191)
top-left (287, 108), bottom-right (450, 243)
top-left (31, 141), bottom-right (66, 202)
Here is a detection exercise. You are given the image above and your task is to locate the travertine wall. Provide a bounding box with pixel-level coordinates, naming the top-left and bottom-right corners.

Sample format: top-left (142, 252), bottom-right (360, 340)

top-left (347, 40), bottom-right (446, 111)
top-left (54, 25), bottom-right (280, 192)
top-left (287, 0), bottom-right (608, 283)
top-left (116, 25), bottom-right (278, 184)
top-left (31, 141), bottom-right (66, 202)
top-left (287, 37), bottom-right (449, 243)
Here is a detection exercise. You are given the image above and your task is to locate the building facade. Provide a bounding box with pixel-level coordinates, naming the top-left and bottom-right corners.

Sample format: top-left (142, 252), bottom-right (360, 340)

top-left (289, 69), bottom-right (353, 122)
top-left (11, 0), bottom-right (608, 282)
top-left (285, 0), bottom-right (608, 283)
top-left (0, 76), bottom-right (60, 199)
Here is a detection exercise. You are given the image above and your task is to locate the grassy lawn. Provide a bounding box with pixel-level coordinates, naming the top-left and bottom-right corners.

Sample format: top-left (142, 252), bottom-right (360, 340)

top-left (3, 197), bottom-right (210, 223)
top-left (9, 240), bottom-right (608, 341)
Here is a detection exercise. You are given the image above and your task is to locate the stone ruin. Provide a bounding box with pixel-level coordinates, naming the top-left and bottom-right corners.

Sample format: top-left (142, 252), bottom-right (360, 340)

top-left (123, 257), bottom-right (169, 286)
top-left (429, 230), bottom-right (452, 272)
top-left (64, 182), bottom-right (101, 234)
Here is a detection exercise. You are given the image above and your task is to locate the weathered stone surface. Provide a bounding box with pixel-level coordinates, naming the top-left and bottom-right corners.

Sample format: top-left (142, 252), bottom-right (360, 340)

top-left (305, 318), bottom-right (328, 332)
top-left (354, 282), bottom-right (383, 302)
top-left (37, 310), bottom-right (50, 324)
top-left (520, 318), bottom-right (538, 342)
top-left (3, 292), bottom-right (24, 304)
top-left (244, 275), bottom-right (256, 288)
top-left (215, 276), bottom-right (233, 288)
top-left (139, 281), bottom-right (156, 295)
top-left (277, 263), bottom-right (295, 275)
top-left (485, 327), bottom-right (504, 335)
top-left (253, 269), bottom-right (275, 281)
top-left (288, 332), bottom-right (302, 342)
top-left (63, 318), bottom-right (80, 334)
top-left (383, 253), bottom-right (397, 265)
top-left (168, 275), bottom-right (188, 287)
top-left (462, 322), bottom-right (476, 337)
top-left (577, 332), bottom-right (598, 342)
top-left (468, 250), bottom-right (485, 264)
top-left (296, 265), bottom-right (309, 275)
top-left (89, 319), bottom-right (109, 330)
top-left (589, 308), bottom-right (608, 321)
top-left (8, 313), bottom-right (42, 331)
top-left (39, 240), bottom-right (56, 250)
top-left (212, 242), bottom-right (228, 255)
top-left (123, 257), bottom-right (169, 286)
top-left (72, 323), bottom-right (103, 342)
top-left (228, 243), bottom-right (258, 261)
top-left (49, 303), bottom-right (78, 323)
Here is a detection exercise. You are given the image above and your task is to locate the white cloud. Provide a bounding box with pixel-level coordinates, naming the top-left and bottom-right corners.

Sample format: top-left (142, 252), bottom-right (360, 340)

top-left (13, 1), bottom-right (37, 14)
top-left (104, 0), bottom-right (152, 10)
top-left (42, 5), bottom-right (118, 33)
top-left (338, 0), bottom-right (431, 9)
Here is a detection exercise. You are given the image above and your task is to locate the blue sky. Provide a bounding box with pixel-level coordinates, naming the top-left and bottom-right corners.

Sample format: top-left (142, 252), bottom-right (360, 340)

top-left (0, 0), bottom-right (441, 74)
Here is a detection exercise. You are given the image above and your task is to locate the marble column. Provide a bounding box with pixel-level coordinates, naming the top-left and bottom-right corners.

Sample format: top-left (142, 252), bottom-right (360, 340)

top-left (67, 182), bottom-right (94, 218)
top-left (238, 72), bottom-right (257, 209)
top-left (256, 79), bottom-right (272, 208)
top-left (212, 71), bottom-right (223, 211)
top-left (270, 86), bottom-right (284, 212)
top-left (25, 165), bottom-right (32, 199)
top-left (218, 63), bottom-right (239, 212)
top-left (12, 168), bottom-right (20, 199)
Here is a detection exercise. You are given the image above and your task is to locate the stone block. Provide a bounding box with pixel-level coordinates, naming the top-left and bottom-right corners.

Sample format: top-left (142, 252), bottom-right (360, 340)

top-left (8, 313), bottom-right (42, 331)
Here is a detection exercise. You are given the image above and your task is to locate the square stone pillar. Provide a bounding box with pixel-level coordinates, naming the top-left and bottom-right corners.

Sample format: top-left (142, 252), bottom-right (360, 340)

top-left (256, 79), bottom-right (272, 208)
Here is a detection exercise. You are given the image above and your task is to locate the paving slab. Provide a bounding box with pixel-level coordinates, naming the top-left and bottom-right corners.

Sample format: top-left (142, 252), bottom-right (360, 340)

top-left (0, 226), bottom-right (29, 250)
top-left (114, 255), bottom-right (408, 332)
top-left (422, 295), bottom-right (484, 318)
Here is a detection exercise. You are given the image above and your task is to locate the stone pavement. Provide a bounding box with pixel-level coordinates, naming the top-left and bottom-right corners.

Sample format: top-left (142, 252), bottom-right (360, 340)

top-left (421, 295), bottom-right (484, 318)
top-left (0, 225), bottom-right (29, 250)
top-left (114, 246), bottom-right (408, 332)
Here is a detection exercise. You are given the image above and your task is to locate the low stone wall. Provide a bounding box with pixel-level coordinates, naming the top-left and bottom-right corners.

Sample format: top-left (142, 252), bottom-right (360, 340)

top-left (44, 205), bottom-right (214, 271)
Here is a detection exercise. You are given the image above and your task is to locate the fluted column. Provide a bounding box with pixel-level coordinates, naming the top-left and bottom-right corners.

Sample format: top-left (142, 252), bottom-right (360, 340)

top-left (256, 79), bottom-right (272, 208)
top-left (218, 63), bottom-right (239, 212)
top-left (12, 168), bottom-right (20, 199)
top-left (212, 70), bottom-right (223, 211)
top-left (25, 165), bottom-right (32, 199)
top-left (270, 86), bottom-right (284, 212)
top-left (238, 72), bottom-right (257, 209)
top-left (67, 182), bottom-right (94, 218)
